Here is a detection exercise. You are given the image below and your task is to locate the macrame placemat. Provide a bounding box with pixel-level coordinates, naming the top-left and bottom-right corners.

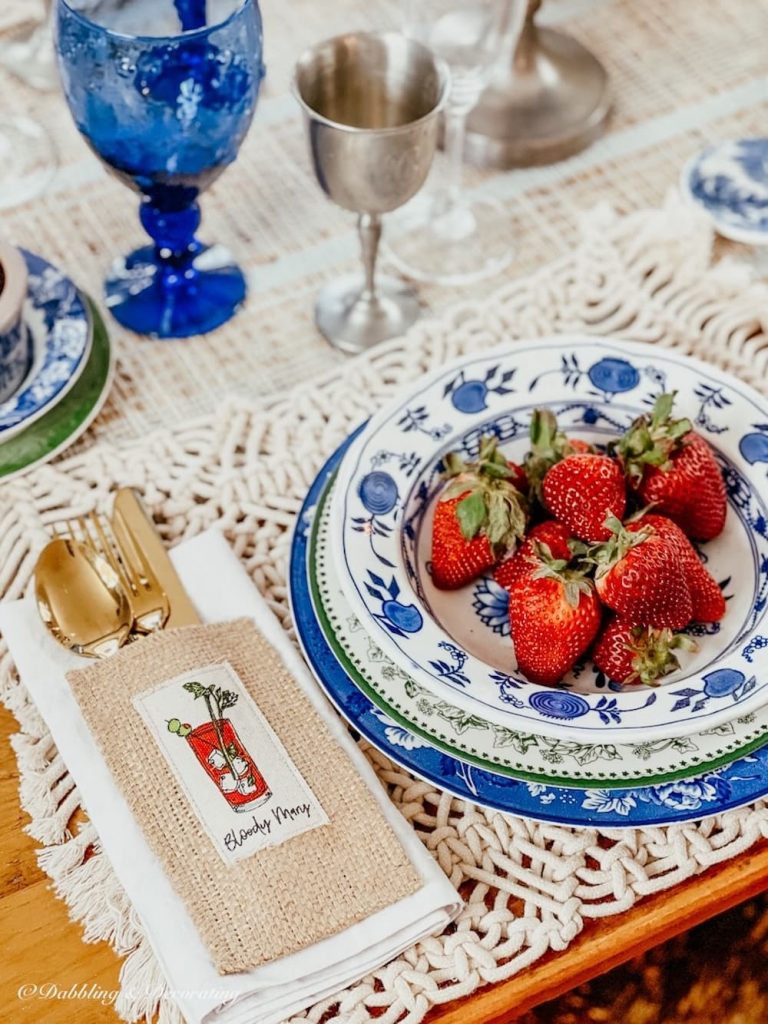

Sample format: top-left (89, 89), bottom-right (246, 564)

top-left (3, 199), bottom-right (768, 1023)
top-left (66, 619), bottom-right (420, 974)
top-left (2, 0), bottom-right (767, 449)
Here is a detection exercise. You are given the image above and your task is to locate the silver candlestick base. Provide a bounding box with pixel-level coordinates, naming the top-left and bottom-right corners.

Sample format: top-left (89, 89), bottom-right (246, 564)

top-left (465, 0), bottom-right (611, 169)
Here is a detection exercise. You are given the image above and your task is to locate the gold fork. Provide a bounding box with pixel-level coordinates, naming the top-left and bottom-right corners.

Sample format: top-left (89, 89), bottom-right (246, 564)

top-left (63, 512), bottom-right (171, 636)
top-left (36, 536), bottom-right (132, 658)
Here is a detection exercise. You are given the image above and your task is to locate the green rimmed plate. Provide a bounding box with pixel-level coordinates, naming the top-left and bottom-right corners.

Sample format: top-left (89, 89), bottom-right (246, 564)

top-left (0, 298), bottom-right (113, 480)
top-left (312, 474), bottom-right (768, 789)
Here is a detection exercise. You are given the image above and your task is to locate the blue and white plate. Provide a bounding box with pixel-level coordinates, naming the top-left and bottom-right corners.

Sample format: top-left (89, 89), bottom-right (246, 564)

top-left (291, 436), bottom-right (768, 827)
top-left (332, 336), bottom-right (768, 744)
top-left (682, 139), bottom-right (768, 246)
top-left (0, 250), bottom-right (91, 440)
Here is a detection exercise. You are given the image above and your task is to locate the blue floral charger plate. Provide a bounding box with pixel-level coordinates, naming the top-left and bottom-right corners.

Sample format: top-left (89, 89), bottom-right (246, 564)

top-left (331, 336), bottom-right (768, 745)
top-left (681, 138), bottom-right (768, 245)
top-left (289, 434), bottom-right (768, 828)
top-left (0, 250), bottom-right (91, 441)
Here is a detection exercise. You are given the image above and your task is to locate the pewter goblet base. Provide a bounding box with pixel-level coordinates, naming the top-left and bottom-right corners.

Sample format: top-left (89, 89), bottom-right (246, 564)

top-left (315, 274), bottom-right (420, 355)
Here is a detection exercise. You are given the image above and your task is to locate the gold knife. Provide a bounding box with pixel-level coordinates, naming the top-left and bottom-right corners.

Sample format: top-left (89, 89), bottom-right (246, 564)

top-left (112, 487), bottom-right (201, 628)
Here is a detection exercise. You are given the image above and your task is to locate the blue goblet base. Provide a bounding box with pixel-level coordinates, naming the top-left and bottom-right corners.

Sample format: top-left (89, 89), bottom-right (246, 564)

top-left (105, 244), bottom-right (247, 339)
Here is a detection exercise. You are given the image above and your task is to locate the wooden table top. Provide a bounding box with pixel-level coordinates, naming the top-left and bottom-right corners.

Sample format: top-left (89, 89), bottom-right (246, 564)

top-left (3, 702), bottom-right (768, 1024)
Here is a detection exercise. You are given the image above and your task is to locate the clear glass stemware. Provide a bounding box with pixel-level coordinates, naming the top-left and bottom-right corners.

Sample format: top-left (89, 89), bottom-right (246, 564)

top-left (55, 0), bottom-right (264, 339)
top-left (384, 0), bottom-right (527, 286)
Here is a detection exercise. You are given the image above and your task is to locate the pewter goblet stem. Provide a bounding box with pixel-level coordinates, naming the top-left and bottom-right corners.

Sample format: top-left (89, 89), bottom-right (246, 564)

top-left (359, 214), bottom-right (381, 303)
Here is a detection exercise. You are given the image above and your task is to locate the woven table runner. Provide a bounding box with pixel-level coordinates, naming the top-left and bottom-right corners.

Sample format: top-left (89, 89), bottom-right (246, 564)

top-left (2, 0), bottom-right (768, 450)
top-left (3, 198), bottom-right (768, 1023)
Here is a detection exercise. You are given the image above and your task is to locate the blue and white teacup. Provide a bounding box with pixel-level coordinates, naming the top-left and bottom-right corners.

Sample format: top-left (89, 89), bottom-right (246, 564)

top-left (0, 240), bottom-right (29, 405)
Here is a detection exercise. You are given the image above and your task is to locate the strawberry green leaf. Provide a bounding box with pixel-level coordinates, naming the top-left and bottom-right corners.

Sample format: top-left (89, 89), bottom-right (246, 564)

top-left (443, 452), bottom-right (467, 477)
top-left (456, 490), bottom-right (487, 539)
top-left (482, 461), bottom-right (513, 479)
top-left (651, 392), bottom-right (675, 426)
top-left (529, 408), bottom-right (557, 452)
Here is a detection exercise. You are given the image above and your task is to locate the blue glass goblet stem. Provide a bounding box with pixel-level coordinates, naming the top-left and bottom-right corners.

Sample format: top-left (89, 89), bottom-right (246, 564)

top-left (175, 0), bottom-right (208, 32)
top-left (56, 0), bottom-right (264, 339)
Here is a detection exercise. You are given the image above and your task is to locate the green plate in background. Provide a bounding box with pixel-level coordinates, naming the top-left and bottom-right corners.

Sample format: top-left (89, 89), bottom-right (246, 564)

top-left (0, 298), bottom-right (114, 480)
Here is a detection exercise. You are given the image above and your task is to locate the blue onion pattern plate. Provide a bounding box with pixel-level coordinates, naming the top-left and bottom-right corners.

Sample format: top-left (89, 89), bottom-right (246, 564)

top-left (290, 436), bottom-right (768, 827)
top-left (313, 478), bottom-right (768, 789)
top-left (0, 250), bottom-right (91, 440)
top-left (682, 139), bottom-right (768, 245)
top-left (332, 337), bottom-right (768, 743)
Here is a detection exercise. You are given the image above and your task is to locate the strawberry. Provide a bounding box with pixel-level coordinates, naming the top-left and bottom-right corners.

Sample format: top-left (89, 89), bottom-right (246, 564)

top-left (523, 408), bottom-right (594, 499)
top-left (688, 562), bottom-right (727, 622)
top-left (494, 520), bottom-right (573, 591)
top-left (592, 615), bottom-right (697, 686)
top-left (431, 497), bottom-right (497, 589)
top-left (541, 453), bottom-right (626, 541)
top-left (616, 392), bottom-right (726, 541)
top-left (431, 436), bottom-right (528, 589)
top-left (506, 461), bottom-right (529, 494)
top-left (627, 513), bottom-right (726, 622)
top-left (509, 547), bottom-right (601, 685)
top-left (591, 516), bottom-right (693, 629)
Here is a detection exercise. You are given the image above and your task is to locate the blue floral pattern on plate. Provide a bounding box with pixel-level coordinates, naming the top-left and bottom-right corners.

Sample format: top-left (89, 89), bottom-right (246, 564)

top-left (332, 337), bottom-right (768, 743)
top-left (0, 250), bottom-right (90, 437)
top-left (290, 436), bottom-right (768, 827)
top-left (682, 139), bottom-right (768, 244)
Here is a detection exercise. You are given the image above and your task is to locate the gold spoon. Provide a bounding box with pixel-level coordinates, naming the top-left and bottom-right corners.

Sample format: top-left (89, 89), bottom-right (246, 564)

top-left (35, 537), bottom-right (132, 658)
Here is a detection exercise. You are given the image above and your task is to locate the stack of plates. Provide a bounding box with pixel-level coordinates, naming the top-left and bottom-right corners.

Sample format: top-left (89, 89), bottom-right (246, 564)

top-left (0, 250), bottom-right (114, 481)
top-left (289, 336), bottom-right (768, 828)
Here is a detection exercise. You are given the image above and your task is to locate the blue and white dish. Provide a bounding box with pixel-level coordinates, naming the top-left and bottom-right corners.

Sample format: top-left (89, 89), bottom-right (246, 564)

top-left (682, 139), bottom-right (768, 245)
top-left (314, 479), bottom-right (768, 789)
top-left (291, 437), bottom-right (768, 827)
top-left (0, 240), bottom-right (31, 405)
top-left (332, 336), bottom-right (768, 744)
top-left (0, 250), bottom-right (91, 440)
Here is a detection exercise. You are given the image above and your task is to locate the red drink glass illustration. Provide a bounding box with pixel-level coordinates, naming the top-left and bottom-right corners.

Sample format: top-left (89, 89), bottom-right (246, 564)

top-left (187, 719), bottom-right (271, 812)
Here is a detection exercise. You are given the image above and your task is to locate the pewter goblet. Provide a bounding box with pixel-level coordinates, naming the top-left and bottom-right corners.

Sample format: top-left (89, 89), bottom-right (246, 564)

top-left (295, 31), bottom-right (448, 354)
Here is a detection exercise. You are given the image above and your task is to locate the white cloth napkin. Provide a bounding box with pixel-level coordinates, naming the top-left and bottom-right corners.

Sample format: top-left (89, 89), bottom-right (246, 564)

top-left (0, 529), bottom-right (461, 1024)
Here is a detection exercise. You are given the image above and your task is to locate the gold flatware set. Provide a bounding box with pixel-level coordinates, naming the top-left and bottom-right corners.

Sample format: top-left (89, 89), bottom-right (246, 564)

top-left (35, 488), bottom-right (200, 658)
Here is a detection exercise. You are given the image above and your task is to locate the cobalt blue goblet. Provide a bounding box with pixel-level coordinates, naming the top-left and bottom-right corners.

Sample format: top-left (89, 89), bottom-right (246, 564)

top-left (55, 0), bottom-right (264, 338)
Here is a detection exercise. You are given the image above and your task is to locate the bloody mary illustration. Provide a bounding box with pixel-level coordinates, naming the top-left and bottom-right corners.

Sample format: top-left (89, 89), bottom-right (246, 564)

top-left (167, 680), bottom-right (271, 812)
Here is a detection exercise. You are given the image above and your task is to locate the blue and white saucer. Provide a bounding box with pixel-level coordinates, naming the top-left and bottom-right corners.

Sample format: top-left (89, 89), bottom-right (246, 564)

top-left (290, 436), bottom-right (768, 828)
top-left (682, 139), bottom-right (768, 245)
top-left (0, 250), bottom-right (91, 441)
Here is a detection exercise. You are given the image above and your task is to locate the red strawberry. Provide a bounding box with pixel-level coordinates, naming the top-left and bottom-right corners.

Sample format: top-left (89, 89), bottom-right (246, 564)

top-left (567, 439), bottom-right (593, 454)
top-left (628, 513), bottom-right (726, 622)
top-left (616, 392), bottom-right (726, 541)
top-left (688, 563), bottom-right (727, 622)
top-left (506, 461), bottom-right (528, 494)
top-left (592, 516), bottom-right (693, 629)
top-left (494, 520), bottom-right (573, 590)
top-left (432, 495), bottom-right (496, 589)
top-left (523, 408), bottom-right (594, 499)
top-left (592, 615), bottom-right (697, 686)
top-left (431, 436), bottom-right (528, 590)
top-left (542, 453), bottom-right (626, 541)
top-left (509, 552), bottom-right (602, 685)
